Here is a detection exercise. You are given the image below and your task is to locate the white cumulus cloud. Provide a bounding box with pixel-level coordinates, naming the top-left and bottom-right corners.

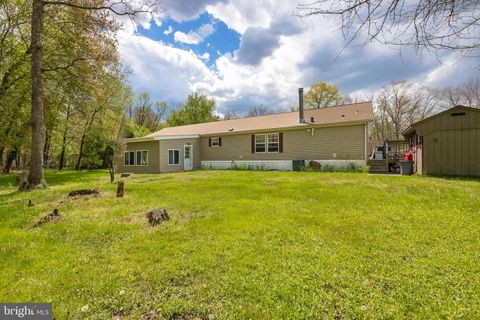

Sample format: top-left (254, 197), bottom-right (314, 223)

top-left (173, 23), bottom-right (215, 45)
top-left (116, 0), bottom-right (478, 116)
top-left (163, 25), bottom-right (173, 35)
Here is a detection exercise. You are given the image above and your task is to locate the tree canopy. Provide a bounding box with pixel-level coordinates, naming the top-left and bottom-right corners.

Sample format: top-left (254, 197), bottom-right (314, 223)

top-left (304, 81), bottom-right (342, 109)
top-left (167, 92), bottom-right (219, 126)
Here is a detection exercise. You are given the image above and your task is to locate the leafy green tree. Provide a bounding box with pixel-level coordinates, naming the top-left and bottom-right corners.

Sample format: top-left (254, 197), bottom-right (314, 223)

top-left (124, 121), bottom-right (151, 139)
top-left (0, 1), bottom-right (137, 176)
top-left (26, 0), bottom-right (162, 188)
top-left (0, 1), bottom-right (31, 172)
top-left (304, 81), bottom-right (342, 109)
top-left (167, 92), bottom-right (219, 126)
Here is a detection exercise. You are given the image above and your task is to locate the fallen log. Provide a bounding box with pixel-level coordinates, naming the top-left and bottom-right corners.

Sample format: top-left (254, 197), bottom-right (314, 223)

top-left (68, 189), bottom-right (100, 197)
top-left (33, 208), bottom-right (61, 228)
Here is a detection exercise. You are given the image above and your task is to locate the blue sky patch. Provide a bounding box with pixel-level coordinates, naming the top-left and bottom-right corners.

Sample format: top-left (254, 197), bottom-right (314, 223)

top-left (138, 12), bottom-right (240, 67)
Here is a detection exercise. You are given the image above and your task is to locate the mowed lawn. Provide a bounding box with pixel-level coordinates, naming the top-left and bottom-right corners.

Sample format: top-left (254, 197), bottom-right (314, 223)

top-left (0, 170), bottom-right (479, 319)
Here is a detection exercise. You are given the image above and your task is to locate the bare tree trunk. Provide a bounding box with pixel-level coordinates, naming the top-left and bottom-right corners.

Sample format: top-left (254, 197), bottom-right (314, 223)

top-left (3, 149), bottom-right (16, 174)
top-left (109, 167), bottom-right (115, 183)
top-left (43, 128), bottom-right (51, 167)
top-left (75, 132), bottom-right (86, 170)
top-left (58, 105), bottom-right (71, 171)
top-left (15, 150), bottom-right (21, 169)
top-left (58, 139), bottom-right (67, 170)
top-left (27, 0), bottom-right (46, 188)
top-left (75, 106), bottom-right (101, 170)
top-left (0, 147), bottom-right (4, 170)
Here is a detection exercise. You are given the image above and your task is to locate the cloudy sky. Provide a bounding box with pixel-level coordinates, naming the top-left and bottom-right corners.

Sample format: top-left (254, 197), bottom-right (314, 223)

top-left (117, 0), bottom-right (479, 115)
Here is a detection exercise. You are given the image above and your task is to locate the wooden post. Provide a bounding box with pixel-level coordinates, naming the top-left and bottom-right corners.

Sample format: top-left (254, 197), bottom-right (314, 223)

top-left (116, 181), bottom-right (124, 198)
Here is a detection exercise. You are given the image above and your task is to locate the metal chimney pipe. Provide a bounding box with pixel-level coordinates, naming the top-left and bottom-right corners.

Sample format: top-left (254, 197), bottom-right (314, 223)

top-left (298, 88), bottom-right (305, 123)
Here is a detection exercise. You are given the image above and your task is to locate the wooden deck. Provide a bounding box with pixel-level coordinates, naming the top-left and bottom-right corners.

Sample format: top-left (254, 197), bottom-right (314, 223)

top-left (368, 140), bottom-right (411, 174)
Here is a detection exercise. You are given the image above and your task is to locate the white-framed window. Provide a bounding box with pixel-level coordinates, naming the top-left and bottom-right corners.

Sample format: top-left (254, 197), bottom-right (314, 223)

top-left (211, 137), bottom-right (220, 147)
top-left (124, 151), bottom-right (135, 166)
top-left (267, 133), bottom-right (279, 153)
top-left (136, 150), bottom-right (148, 166)
top-left (168, 149), bottom-right (180, 165)
top-left (255, 134), bottom-right (266, 153)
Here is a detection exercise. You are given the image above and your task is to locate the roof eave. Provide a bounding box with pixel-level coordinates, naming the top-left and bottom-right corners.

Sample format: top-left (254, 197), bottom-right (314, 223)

top-left (196, 119), bottom-right (373, 137)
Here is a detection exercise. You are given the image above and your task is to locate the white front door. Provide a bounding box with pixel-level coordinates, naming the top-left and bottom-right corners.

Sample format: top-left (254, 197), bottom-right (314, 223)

top-left (184, 145), bottom-right (193, 171)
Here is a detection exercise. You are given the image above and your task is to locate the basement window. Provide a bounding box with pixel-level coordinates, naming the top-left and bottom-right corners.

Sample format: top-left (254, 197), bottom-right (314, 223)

top-left (168, 149), bottom-right (180, 165)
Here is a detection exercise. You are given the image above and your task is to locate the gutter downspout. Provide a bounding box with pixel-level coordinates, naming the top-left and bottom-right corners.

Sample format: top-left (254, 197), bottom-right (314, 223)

top-left (364, 122), bottom-right (368, 165)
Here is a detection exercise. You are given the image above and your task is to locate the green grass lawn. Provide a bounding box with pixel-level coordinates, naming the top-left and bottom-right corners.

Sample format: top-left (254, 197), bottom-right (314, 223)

top-left (0, 170), bottom-right (479, 319)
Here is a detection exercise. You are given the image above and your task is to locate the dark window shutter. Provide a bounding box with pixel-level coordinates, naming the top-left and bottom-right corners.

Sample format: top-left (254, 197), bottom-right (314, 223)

top-left (208, 138), bottom-right (211, 147)
top-left (219, 137), bottom-right (222, 146)
top-left (279, 132), bottom-right (283, 153)
top-left (251, 135), bottom-right (255, 153)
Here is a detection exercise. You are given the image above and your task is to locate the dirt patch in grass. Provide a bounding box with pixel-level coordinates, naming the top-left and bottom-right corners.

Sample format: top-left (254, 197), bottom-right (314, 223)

top-left (169, 312), bottom-right (211, 320)
top-left (33, 208), bottom-right (61, 228)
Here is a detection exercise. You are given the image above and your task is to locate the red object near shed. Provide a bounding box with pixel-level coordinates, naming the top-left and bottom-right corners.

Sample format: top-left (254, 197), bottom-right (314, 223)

top-left (404, 152), bottom-right (413, 161)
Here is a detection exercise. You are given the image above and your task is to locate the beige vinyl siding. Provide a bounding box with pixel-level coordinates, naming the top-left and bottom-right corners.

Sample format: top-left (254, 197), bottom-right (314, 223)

top-left (115, 140), bottom-right (160, 173)
top-left (159, 138), bottom-right (201, 173)
top-left (200, 124), bottom-right (367, 161)
top-left (414, 108), bottom-right (480, 177)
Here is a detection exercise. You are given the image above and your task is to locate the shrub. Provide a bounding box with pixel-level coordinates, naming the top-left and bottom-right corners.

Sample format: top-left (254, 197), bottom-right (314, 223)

top-left (301, 162), bottom-right (368, 173)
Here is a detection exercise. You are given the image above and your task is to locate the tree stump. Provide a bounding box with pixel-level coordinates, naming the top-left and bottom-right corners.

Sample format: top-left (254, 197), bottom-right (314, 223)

top-left (146, 208), bottom-right (170, 227)
top-left (116, 181), bottom-right (124, 198)
top-left (68, 189), bottom-right (100, 197)
top-left (28, 199), bottom-right (34, 207)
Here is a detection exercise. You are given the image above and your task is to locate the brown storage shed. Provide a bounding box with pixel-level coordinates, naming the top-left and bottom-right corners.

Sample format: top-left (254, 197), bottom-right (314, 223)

top-left (403, 106), bottom-right (480, 177)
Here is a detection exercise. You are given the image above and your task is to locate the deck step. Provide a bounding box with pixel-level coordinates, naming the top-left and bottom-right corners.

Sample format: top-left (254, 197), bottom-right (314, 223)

top-left (367, 159), bottom-right (388, 174)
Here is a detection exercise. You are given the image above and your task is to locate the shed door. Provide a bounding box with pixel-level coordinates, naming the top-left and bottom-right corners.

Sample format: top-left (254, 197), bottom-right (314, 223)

top-left (184, 145), bottom-right (193, 171)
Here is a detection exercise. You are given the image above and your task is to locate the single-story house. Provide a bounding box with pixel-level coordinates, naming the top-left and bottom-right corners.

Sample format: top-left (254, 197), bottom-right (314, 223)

top-left (116, 90), bottom-right (373, 173)
top-left (403, 105), bottom-right (480, 177)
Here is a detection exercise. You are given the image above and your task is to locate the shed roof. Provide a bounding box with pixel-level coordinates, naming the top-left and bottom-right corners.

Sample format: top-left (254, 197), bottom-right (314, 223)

top-left (402, 105), bottom-right (480, 136)
top-left (146, 101), bottom-right (373, 138)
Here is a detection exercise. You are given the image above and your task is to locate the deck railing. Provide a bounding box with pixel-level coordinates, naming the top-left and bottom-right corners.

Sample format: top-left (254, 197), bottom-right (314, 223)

top-left (383, 140), bottom-right (410, 161)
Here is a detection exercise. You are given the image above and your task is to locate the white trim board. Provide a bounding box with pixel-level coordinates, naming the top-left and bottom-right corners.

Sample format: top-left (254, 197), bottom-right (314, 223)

top-left (154, 135), bottom-right (200, 140)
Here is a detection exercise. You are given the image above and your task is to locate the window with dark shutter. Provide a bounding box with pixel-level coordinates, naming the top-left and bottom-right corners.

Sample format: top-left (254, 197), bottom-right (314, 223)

top-left (219, 137), bottom-right (222, 146)
top-left (208, 138), bottom-right (211, 147)
top-left (279, 132), bottom-right (283, 153)
top-left (211, 137), bottom-right (220, 147)
top-left (255, 134), bottom-right (266, 153)
top-left (251, 135), bottom-right (255, 153)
